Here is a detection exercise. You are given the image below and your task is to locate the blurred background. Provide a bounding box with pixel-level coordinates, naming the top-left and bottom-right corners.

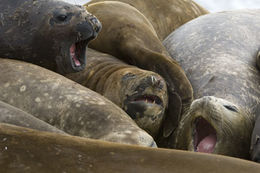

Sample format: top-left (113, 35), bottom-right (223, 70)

top-left (63, 0), bottom-right (260, 12)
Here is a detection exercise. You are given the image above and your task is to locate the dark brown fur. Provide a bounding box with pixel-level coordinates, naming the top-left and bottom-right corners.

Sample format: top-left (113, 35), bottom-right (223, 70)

top-left (1, 123), bottom-right (259, 173)
top-left (84, 1), bottom-right (194, 137)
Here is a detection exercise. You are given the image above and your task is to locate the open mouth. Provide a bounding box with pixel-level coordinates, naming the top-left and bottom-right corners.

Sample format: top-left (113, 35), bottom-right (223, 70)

top-left (193, 117), bottom-right (217, 153)
top-left (124, 94), bottom-right (163, 120)
top-left (132, 95), bottom-right (163, 106)
top-left (69, 40), bottom-right (87, 70)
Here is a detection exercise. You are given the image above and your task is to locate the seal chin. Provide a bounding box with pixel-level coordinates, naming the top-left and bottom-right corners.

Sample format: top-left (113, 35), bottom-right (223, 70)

top-left (193, 117), bottom-right (217, 153)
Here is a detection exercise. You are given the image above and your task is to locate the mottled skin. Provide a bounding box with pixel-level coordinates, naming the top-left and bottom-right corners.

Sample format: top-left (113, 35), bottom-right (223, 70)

top-left (163, 10), bottom-right (260, 159)
top-left (0, 0), bottom-right (101, 74)
top-left (0, 100), bottom-right (66, 134)
top-left (84, 1), bottom-right (194, 137)
top-left (0, 58), bottom-right (156, 147)
top-left (1, 123), bottom-right (260, 173)
top-left (66, 48), bottom-right (168, 137)
top-left (87, 0), bottom-right (208, 41)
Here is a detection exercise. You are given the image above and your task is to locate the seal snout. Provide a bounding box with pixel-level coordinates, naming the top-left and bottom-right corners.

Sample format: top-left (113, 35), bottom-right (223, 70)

top-left (68, 12), bottom-right (101, 73)
top-left (193, 117), bottom-right (217, 153)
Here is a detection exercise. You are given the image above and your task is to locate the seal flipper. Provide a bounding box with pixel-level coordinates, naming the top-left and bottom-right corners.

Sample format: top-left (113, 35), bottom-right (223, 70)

top-left (256, 50), bottom-right (260, 71)
top-left (162, 91), bottom-right (182, 138)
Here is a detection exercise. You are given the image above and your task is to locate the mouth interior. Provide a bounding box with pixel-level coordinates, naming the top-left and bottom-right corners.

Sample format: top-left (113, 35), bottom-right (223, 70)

top-left (133, 95), bottom-right (162, 106)
top-left (70, 41), bottom-right (87, 68)
top-left (194, 117), bottom-right (217, 153)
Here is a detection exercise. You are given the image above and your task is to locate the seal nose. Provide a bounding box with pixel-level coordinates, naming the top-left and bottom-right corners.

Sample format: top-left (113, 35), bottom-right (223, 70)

top-left (148, 75), bottom-right (163, 88)
top-left (76, 14), bottom-right (101, 41)
top-left (88, 16), bottom-right (102, 34)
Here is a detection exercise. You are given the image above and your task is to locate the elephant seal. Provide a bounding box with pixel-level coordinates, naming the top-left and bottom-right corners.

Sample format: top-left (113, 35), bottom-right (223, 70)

top-left (1, 123), bottom-right (260, 173)
top-left (87, 0), bottom-right (208, 41)
top-left (250, 116), bottom-right (260, 162)
top-left (0, 100), bottom-right (66, 134)
top-left (163, 10), bottom-right (260, 159)
top-left (66, 48), bottom-right (168, 137)
top-left (0, 0), bottom-right (101, 74)
top-left (85, 1), bottom-right (194, 137)
top-left (0, 58), bottom-right (156, 147)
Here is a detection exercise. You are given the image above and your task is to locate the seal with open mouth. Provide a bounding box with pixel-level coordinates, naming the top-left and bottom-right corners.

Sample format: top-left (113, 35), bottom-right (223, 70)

top-left (163, 10), bottom-right (260, 159)
top-left (0, 0), bottom-right (101, 74)
top-left (87, 0), bottom-right (208, 41)
top-left (1, 123), bottom-right (260, 173)
top-left (66, 48), bottom-right (168, 137)
top-left (0, 58), bottom-right (156, 147)
top-left (84, 1), bottom-right (193, 137)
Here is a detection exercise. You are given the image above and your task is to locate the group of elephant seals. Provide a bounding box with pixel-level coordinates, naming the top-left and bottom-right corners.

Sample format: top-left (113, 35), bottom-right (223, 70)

top-left (0, 0), bottom-right (101, 74)
top-left (84, 1), bottom-right (194, 137)
top-left (87, 0), bottom-right (208, 41)
top-left (1, 123), bottom-right (260, 173)
top-left (163, 10), bottom-right (260, 159)
top-left (0, 58), bottom-right (156, 147)
top-left (66, 48), bottom-right (168, 137)
top-left (0, 100), bottom-right (66, 135)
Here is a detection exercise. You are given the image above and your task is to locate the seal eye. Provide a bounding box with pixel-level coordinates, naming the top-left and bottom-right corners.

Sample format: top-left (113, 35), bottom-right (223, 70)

top-left (223, 105), bottom-right (238, 112)
top-left (56, 14), bottom-right (67, 22)
top-left (122, 73), bottom-right (136, 81)
top-left (50, 10), bottom-right (73, 25)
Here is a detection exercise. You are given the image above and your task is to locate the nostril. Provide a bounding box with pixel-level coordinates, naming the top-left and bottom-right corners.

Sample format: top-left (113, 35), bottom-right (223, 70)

top-left (89, 17), bottom-right (102, 33)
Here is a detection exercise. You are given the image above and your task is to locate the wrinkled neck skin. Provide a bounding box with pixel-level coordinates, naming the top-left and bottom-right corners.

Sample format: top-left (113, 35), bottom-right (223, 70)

top-left (174, 96), bottom-right (254, 159)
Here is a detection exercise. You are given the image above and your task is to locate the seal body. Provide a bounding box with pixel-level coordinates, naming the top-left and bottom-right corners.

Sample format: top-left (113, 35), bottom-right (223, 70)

top-left (66, 48), bottom-right (168, 137)
top-left (1, 123), bottom-right (260, 173)
top-left (87, 0), bottom-right (208, 41)
top-left (0, 58), bottom-right (156, 147)
top-left (0, 0), bottom-right (101, 74)
top-left (0, 100), bottom-right (66, 134)
top-left (163, 10), bottom-right (260, 159)
top-left (85, 1), bottom-right (194, 136)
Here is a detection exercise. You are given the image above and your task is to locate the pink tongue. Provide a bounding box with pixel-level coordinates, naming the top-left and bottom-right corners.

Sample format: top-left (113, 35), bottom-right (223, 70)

top-left (197, 134), bottom-right (216, 153)
top-left (70, 44), bottom-right (81, 66)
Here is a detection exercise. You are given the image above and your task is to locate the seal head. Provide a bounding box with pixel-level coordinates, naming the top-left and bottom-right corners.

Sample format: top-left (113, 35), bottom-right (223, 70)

top-left (104, 68), bottom-right (168, 137)
top-left (0, 0), bottom-right (102, 74)
top-left (174, 96), bottom-right (253, 158)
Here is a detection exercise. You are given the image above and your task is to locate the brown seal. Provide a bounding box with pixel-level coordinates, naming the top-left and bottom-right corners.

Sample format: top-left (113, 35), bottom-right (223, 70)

top-left (84, 1), bottom-right (194, 137)
top-left (0, 100), bottom-right (66, 134)
top-left (66, 48), bottom-right (168, 137)
top-left (87, 0), bottom-right (208, 41)
top-left (0, 58), bottom-right (156, 147)
top-left (1, 123), bottom-right (260, 173)
top-left (0, 0), bottom-right (101, 74)
top-left (163, 10), bottom-right (260, 159)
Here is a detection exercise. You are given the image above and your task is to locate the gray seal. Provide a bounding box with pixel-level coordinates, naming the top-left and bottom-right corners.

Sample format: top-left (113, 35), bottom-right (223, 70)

top-left (0, 100), bottom-right (66, 134)
top-left (163, 10), bottom-right (260, 159)
top-left (0, 0), bottom-right (101, 74)
top-left (0, 58), bottom-right (156, 147)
